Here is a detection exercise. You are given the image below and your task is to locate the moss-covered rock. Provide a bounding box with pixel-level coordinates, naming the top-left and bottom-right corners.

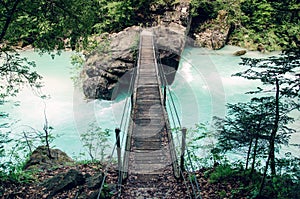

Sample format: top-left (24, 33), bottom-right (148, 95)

top-left (24, 146), bottom-right (74, 171)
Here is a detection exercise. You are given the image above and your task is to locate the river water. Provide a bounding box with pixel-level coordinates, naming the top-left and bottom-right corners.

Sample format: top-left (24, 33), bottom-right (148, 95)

top-left (1, 46), bottom-right (299, 160)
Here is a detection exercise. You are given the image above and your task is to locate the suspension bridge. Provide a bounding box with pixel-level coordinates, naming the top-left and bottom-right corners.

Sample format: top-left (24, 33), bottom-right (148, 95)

top-left (98, 30), bottom-right (202, 198)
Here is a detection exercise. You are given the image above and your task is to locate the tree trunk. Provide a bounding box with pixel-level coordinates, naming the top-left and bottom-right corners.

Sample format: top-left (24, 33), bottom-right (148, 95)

top-left (251, 120), bottom-right (261, 177)
top-left (43, 104), bottom-right (53, 159)
top-left (245, 137), bottom-right (253, 170)
top-left (44, 127), bottom-right (53, 159)
top-left (259, 78), bottom-right (280, 195)
top-left (270, 78), bottom-right (280, 176)
top-left (0, 0), bottom-right (21, 42)
top-left (23, 131), bottom-right (32, 154)
top-left (250, 134), bottom-right (259, 177)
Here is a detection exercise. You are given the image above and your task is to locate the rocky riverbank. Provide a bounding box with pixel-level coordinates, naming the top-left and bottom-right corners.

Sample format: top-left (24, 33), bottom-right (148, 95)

top-left (0, 146), bottom-right (256, 199)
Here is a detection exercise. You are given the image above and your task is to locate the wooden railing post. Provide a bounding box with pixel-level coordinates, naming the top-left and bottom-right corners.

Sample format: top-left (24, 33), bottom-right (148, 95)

top-left (115, 128), bottom-right (122, 183)
top-left (163, 86), bottom-right (167, 106)
top-left (180, 128), bottom-right (187, 172)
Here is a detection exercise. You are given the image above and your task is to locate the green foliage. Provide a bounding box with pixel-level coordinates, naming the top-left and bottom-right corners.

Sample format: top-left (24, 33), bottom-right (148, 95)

top-left (185, 123), bottom-right (227, 168)
top-left (0, 0), bottom-right (99, 101)
top-left (0, 100), bottom-right (57, 183)
top-left (0, 128), bottom-right (35, 184)
top-left (1, 0), bottom-right (145, 105)
top-left (207, 163), bottom-right (300, 198)
top-left (0, 160), bottom-right (35, 183)
top-left (218, 189), bottom-right (226, 198)
top-left (209, 164), bottom-right (238, 183)
top-left (70, 53), bottom-right (85, 86)
top-left (190, 0), bottom-right (243, 31)
top-left (270, 174), bottom-right (300, 199)
top-left (80, 122), bottom-right (112, 161)
top-left (93, 1), bottom-right (134, 33)
top-left (230, 48), bottom-right (300, 194)
top-left (276, 153), bottom-right (300, 181)
top-left (93, 0), bottom-right (176, 33)
top-left (207, 49), bottom-right (300, 197)
top-left (214, 96), bottom-right (295, 172)
top-left (0, 51), bottom-right (42, 100)
top-left (0, 131), bottom-right (11, 172)
top-left (190, 0), bottom-right (218, 19)
top-left (236, 0), bottom-right (300, 50)
top-left (0, 0), bottom-right (97, 51)
top-left (191, 0), bottom-right (299, 50)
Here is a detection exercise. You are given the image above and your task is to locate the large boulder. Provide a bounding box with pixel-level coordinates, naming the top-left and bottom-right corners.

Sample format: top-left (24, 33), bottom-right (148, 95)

top-left (40, 169), bottom-right (115, 199)
top-left (24, 146), bottom-right (74, 170)
top-left (82, 26), bottom-right (141, 100)
top-left (152, 24), bottom-right (187, 85)
top-left (81, 2), bottom-right (190, 100)
top-left (42, 169), bottom-right (85, 198)
top-left (193, 10), bottom-right (232, 50)
top-left (82, 25), bottom-right (188, 100)
top-left (86, 172), bottom-right (104, 189)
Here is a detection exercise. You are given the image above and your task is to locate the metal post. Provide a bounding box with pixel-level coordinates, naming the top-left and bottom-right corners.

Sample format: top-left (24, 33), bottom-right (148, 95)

top-left (115, 128), bottom-right (122, 183)
top-left (180, 127), bottom-right (187, 172)
top-left (163, 86), bottom-right (167, 106)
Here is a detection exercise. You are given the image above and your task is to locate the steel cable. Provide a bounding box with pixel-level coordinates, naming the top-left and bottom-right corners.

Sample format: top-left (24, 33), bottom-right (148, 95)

top-left (154, 39), bottom-right (202, 198)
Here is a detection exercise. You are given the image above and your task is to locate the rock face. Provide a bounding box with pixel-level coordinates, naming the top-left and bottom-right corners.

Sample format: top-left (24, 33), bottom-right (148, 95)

top-left (193, 10), bottom-right (231, 50)
top-left (82, 26), bottom-right (141, 100)
top-left (151, 1), bottom-right (190, 27)
top-left (24, 146), bottom-right (74, 170)
top-left (86, 172), bottom-right (104, 189)
top-left (42, 169), bottom-right (85, 198)
top-left (82, 3), bottom-right (190, 100)
top-left (41, 170), bottom-right (115, 199)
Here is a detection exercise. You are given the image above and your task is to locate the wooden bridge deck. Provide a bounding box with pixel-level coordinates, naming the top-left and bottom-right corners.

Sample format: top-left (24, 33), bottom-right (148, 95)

top-left (122, 30), bottom-right (178, 198)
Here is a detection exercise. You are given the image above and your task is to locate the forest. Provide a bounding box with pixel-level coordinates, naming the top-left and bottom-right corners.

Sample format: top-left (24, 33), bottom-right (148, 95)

top-left (0, 0), bottom-right (299, 198)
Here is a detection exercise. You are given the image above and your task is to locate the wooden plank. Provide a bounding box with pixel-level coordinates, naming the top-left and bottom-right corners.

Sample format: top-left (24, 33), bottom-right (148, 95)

top-left (133, 140), bottom-right (161, 150)
top-left (130, 163), bottom-right (169, 172)
top-left (132, 128), bottom-right (163, 137)
top-left (122, 32), bottom-right (179, 197)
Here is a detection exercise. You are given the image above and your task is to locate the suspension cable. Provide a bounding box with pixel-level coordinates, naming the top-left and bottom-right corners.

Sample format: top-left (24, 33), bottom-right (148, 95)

top-left (168, 88), bottom-right (202, 197)
top-left (154, 40), bottom-right (203, 198)
top-left (166, 94), bottom-right (194, 198)
top-left (97, 38), bottom-right (139, 199)
top-left (153, 38), bottom-right (199, 198)
top-left (117, 61), bottom-right (138, 197)
top-left (153, 43), bottom-right (196, 198)
top-left (168, 84), bottom-right (202, 198)
top-left (96, 134), bottom-right (119, 199)
top-left (168, 79), bottom-right (202, 198)
top-left (168, 89), bottom-right (182, 127)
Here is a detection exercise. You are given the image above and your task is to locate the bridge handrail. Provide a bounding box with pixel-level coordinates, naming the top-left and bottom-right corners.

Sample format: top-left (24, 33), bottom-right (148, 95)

top-left (154, 41), bottom-right (202, 198)
top-left (152, 35), bottom-right (181, 180)
top-left (116, 30), bottom-right (202, 198)
top-left (96, 30), bottom-right (141, 198)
